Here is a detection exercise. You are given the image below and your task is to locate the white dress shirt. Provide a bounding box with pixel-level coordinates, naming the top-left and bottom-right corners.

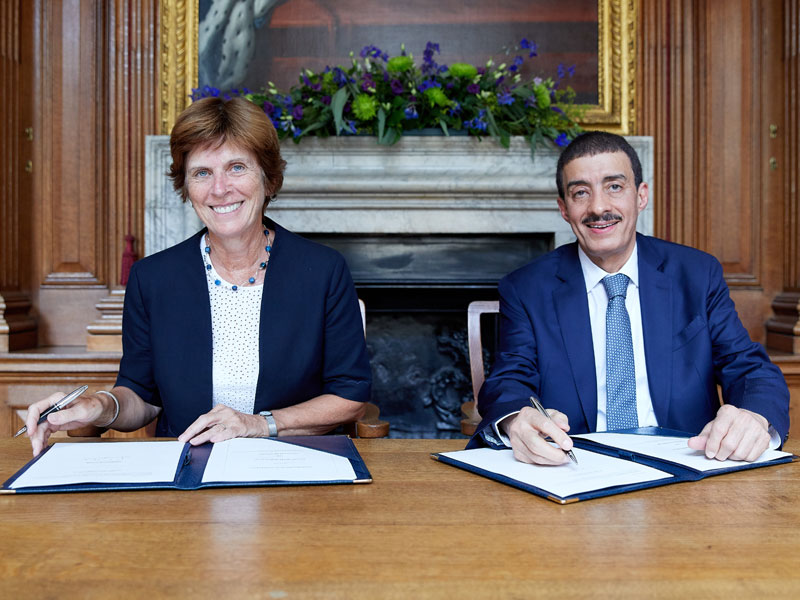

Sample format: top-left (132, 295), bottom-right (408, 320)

top-left (578, 244), bottom-right (659, 430)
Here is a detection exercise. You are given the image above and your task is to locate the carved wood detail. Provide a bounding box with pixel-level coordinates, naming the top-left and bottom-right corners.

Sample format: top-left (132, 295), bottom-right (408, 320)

top-left (86, 289), bottom-right (124, 352)
top-left (765, 0), bottom-right (800, 353)
top-left (637, 0), bottom-right (787, 344)
top-left (0, 0), bottom-right (36, 349)
top-left (0, 292), bottom-right (37, 352)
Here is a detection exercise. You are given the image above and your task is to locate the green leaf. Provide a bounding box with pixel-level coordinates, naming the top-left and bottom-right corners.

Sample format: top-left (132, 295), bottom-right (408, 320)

top-left (331, 87), bottom-right (349, 136)
top-left (378, 128), bottom-right (400, 145)
top-left (438, 118), bottom-right (449, 136)
top-left (377, 107), bottom-right (387, 140)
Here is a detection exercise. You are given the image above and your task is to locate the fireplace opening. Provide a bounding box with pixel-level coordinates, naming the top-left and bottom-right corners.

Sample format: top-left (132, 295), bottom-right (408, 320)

top-left (306, 233), bottom-right (550, 438)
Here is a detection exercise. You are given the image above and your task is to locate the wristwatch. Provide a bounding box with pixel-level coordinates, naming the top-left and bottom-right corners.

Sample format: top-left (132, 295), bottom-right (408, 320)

top-left (259, 410), bottom-right (278, 437)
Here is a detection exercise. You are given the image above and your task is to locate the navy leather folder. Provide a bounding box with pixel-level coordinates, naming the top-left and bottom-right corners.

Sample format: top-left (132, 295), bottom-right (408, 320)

top-left (2, 435), bottom-right (372, 494)
top-left (432, 428), bottom-right (795, 504)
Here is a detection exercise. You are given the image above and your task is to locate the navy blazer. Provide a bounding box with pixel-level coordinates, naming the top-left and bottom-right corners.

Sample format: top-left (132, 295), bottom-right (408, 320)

top-left (470, 234), bottom-right (790, 447)
top-left (116, 220), bottom-right (372, 437)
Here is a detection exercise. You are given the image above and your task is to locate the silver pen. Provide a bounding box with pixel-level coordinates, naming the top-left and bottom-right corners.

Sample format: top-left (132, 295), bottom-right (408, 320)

top-left (14, 385), bottom-right (89, 438)
top-left (529, 396), bottom-right (578, 464)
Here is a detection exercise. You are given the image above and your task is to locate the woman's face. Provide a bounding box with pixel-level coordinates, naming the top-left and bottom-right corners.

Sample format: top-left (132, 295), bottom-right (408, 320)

top-left (185, 140), bottom-right (267, 242)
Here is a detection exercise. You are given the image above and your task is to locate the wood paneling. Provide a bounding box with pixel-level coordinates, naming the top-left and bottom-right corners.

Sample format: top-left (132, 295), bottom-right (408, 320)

top-left (637, 0), bottom-right (786, 344)
top-left (0, 0), bottom-right (36, 350)
top-left (766, 0), bottom-right (800, 353)
top-left (37, 0), bottom-right (104, 286)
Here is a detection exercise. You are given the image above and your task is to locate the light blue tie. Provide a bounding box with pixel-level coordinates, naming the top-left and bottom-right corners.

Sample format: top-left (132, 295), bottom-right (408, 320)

top-left (603, 274), bottom-right (638, 430)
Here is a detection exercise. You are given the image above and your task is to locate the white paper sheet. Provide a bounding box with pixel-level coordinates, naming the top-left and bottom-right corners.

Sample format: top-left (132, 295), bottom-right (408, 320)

top-left (439, 446), bottom-right (673, 499)
top-left (573, 432), bottom-right (792, 472)
top-left (200, 438), bottom-right (356, 483)
top-left (10, 441), bottom-right (185, 489)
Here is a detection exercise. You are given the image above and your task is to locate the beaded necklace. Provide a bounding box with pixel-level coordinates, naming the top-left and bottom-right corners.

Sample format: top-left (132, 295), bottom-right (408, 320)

top-left (202, 228), bottom-right (273, 291)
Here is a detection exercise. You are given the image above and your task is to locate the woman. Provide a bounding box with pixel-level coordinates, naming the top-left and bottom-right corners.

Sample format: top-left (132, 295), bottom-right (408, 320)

top-left (24, 97), bottom-right (371, 456)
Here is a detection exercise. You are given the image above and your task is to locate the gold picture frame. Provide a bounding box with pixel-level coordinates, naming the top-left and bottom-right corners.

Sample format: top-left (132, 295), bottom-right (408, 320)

top-left (158, 0), bottom-right (636, 135)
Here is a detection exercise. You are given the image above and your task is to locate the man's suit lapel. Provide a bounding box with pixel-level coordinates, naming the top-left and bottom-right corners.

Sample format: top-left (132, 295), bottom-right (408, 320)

top-left (637, 235), bottom-right (673, 425)
top-left (553, 244), bottom-right (598, 431)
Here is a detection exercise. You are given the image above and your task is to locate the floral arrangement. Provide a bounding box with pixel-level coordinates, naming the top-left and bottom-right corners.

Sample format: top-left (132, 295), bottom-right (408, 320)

top-left (192, 39), bottom-right (584, 153)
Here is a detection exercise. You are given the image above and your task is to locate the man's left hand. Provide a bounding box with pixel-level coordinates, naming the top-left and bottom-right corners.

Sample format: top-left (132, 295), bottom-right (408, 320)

top-left (687, 405), bottom-right (770, 462)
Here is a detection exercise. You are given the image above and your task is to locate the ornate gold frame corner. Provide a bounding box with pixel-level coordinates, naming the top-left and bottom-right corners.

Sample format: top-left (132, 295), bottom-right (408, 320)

top-left (159, 0), bottom-right (198, 135)
top-left (586, 0), bottom-right (637, 134)
top-left (158, 0), bottom-right (636, 135)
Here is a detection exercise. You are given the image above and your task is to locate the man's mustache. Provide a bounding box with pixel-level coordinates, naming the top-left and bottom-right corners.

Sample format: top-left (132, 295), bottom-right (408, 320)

top-left (582, 212), bottom-right (623, 225)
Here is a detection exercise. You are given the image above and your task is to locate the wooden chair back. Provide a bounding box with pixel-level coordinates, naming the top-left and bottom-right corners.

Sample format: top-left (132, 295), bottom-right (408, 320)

top-left (461, 300), bottom-right (500, 436)
top-left (69, 297), bottom-right (389, 438)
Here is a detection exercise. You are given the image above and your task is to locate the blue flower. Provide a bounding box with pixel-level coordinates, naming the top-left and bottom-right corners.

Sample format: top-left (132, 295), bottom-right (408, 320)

top-left (497, 91), bottom-right (514, 105)
top-left (292, 105), bottom-right (303, 120)
top-left (404, 105), bottom-right (419, 120)
top-left (467, 83), bottom-right (480, 94)
top-left (418, 79), bottom-right (442, 92)
top-left (332, 67), bottom-right (349, 87)
top-left (463, 109), bottom-right (488, 132)
top-left (520, 38), bottom-right (538, 58)
top-left (557, 63), bottom-right (566, 79)
top-left (344, 120), bottom-right (358, 135)
top-left (360, 45), bottom-right (388, 61)
top-left (568, 64), bottom-right (576, 77)
top-left (422, 41), bottom-right (441, 76)
top-left (293, 127), bottom-right (302, 138)
top-left (554, 133), bottom-right (570, 147)
top-left (508, 56), bottom-right (524, 73)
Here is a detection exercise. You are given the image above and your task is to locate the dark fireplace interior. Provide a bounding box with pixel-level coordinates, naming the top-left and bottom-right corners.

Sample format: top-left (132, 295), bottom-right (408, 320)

top-left (307, 233), bottom-right (551, 438)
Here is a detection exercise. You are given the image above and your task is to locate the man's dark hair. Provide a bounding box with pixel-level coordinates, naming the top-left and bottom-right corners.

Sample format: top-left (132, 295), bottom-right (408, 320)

top-left (555, 131), bottom-right (643, 198)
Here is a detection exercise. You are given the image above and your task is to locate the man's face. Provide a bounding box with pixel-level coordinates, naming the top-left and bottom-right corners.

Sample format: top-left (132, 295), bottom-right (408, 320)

top-left (557, 151), bottom-right (648, 273)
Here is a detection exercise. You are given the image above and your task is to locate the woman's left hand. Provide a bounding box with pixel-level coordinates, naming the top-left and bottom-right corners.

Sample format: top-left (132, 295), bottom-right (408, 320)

top-left (177, 404), bottom-right (268, 445)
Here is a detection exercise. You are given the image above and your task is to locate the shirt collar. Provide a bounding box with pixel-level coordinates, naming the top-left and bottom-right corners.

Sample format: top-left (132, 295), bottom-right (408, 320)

top-left (577, 243), bottom-right (640, 294)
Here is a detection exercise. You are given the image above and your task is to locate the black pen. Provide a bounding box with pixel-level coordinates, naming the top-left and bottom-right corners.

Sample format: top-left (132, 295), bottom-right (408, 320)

top-left (14, 385), bottom-right (89, 438)
top-left (529, 396), bottom-right (578, 464)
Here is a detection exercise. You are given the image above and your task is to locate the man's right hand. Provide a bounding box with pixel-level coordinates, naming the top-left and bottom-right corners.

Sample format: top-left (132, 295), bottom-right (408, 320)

top-left (501, 406), bottom-right (573, 465)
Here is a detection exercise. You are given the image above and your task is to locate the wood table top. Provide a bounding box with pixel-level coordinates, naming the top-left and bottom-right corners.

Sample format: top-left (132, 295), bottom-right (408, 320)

top-left (0, 437), bottom-right (798, 599)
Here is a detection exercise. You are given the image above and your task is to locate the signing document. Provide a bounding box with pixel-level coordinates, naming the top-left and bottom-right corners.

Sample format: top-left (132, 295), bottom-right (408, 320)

top-left (10, 441), bottom-right (185, 489)
top-left (433, 430), bottom-right (794, 503)
top-left (573, 432), bottom-right (791, 472)
top-left (437, 446), bottom-right (673, 499)
top-left (201, 438), bottom-right (356, 483)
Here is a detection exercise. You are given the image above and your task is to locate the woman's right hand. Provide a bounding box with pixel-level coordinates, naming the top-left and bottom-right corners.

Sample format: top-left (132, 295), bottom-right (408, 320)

top-left (24, 392), bottom-right (110, 457)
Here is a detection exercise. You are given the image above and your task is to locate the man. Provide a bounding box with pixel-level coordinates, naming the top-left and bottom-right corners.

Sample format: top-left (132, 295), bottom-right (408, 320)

top-left (470, 131), bottom-right (790, 464)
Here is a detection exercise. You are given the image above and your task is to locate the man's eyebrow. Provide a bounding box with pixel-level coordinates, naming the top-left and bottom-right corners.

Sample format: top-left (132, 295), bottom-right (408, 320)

top-left (566, 173), bottom-right (627, 190)
top-left (566, 178), bottom-right (590, 190)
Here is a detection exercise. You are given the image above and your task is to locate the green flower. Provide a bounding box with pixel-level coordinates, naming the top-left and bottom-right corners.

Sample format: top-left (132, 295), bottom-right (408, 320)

top-left (424, 87), bottom-right (450, 108)
top-left (533, 83), bottom-right (551, 108)
top-left (387, 55), bottom-right (414, 73)
top-left (448, 62), bottom-right (478, 79)
top-left (352, 94), bottom-right (378, 120)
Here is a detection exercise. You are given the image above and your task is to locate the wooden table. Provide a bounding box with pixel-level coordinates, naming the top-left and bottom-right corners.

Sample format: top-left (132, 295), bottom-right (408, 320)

top-left (0, 438), bottom-right (798, 599)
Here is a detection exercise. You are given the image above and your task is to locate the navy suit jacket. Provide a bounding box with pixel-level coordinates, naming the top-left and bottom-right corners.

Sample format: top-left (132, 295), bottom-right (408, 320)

top-left (470, 234), bottom-right (790, 447)
top-left (116, 220), bottom-right (372, 437)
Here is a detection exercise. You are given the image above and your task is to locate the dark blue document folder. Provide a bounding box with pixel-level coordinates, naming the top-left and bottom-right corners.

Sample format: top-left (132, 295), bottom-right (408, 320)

top-left (432, 428), bottom-right (795, 504)
top-left (2, 436), bottom-right (372, 494)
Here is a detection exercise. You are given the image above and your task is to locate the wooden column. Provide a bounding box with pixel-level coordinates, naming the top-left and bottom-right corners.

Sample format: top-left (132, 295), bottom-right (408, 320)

top-left (87, 0), bottom-right (160, 351)
top-left (12, 0), bottom-right (157, 349)
top-left (637, 0), bottom-right (786, 345)
top-left (0, 0), bottom-right (36, 351)
top-left (766, 0), bottom-right (800, 354)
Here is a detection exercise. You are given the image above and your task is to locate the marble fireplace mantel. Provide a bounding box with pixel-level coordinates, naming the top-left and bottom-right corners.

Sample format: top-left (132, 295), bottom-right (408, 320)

top-left (145, 135), bottom-right (654, 255)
